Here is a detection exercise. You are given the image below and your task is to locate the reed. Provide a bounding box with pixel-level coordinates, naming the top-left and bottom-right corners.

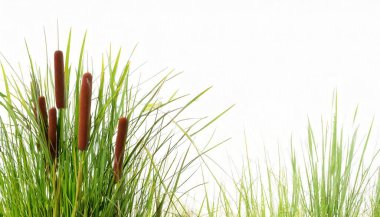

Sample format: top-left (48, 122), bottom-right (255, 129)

top-left (54, 50), bottom-right (65, 109)
top-left (38, 96), bottom-right (48, 126)
top-left (78, 72), bottom-right (92, 151)
top-left (38, 96), bottom-right (48, 146)
top-left (113, 117), bottom-right (128, 182)
top-left (72, 72), bottom-right (93, 216)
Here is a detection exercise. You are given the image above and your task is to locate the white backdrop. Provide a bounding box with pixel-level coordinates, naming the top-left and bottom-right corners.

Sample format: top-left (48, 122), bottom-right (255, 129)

top-left (1, 0), bottom-right (380, 199)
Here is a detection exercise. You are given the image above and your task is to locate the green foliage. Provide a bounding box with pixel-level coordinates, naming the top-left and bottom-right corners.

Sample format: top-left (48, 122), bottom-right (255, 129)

top-left (204, 94), bottom-right (380, 217)
top-left (0, 31), bottom-right (221, 217)
top-left (0, 31), bottom-right (379, 217)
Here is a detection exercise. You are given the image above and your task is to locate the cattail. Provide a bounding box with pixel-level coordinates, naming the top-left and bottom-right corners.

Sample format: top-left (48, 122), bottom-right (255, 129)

top-left (37, 96), bottom-right (48, 150)
top-left (54, 50), bottom-right (65, 108)
top-left (113, 117), bottom-right (128, 182)
top-left (48, 107), bottom-right (57, 159)
top-left (78, 72), bottom-right (92, 151)
top-left (38, 96), bottom-right (48, 129)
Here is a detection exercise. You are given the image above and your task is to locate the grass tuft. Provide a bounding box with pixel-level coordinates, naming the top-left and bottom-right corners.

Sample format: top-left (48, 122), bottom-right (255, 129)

top-left (0, 31), bottom-right (225, 216)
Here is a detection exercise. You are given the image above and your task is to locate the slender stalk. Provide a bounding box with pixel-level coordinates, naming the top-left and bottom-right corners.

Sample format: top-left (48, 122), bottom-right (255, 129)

top-left (57, 109), bottom-right (63, 158)
top-left (53, 108), bottom-right (64, 217)
top-left (72, 152), bottom-right (85, 217)
top-left (53, 170), bottom-right (61, 217)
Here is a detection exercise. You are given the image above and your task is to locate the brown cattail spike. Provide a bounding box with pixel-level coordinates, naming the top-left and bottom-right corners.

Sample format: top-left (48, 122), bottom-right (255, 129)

top-left (38, 96), bottom-right (48, 148)
top-left (78, 72), bottom-right (92, 151)
top-left (48, 107), bottom-right (57, 160)
top-left (54, 50), bottom-right (65, 108)
top-left (38, 96), bottom-right (48, 128)
top-left (113, 117), bottom-right (128, 182)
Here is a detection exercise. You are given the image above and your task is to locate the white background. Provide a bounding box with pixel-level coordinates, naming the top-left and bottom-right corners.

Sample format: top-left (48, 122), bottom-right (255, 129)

top-left (1, 0), bottom-right (380, 203)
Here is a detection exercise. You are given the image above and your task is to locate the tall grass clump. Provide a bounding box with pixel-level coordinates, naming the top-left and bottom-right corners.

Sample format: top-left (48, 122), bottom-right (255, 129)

top-left (0, 30), bottom-right (228, 216)
top-left (203, 95), bottom-right (380, 217)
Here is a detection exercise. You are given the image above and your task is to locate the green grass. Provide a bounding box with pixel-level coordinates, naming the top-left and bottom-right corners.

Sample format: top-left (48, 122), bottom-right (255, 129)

top-left (200, 94), bottom-right (380, 217)
top-left (0, 30), bottom-right (228, 216)
top-left (0, 31), bottom-right (380, 216)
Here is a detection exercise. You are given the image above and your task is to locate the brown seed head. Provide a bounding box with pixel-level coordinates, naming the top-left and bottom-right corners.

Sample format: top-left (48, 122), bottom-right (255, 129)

top-left (78, 72), bottom-right (92, 151)
top-left (37, 96), bottom-right (48, 149)
top-left (48, 107), bottom-right (57, 159)
top-left (38, 96), bottom-right (48, 127)
top-left (54, 50), bottom-right (65, 108)
top-left (114, 117), bottom-right (128, 182)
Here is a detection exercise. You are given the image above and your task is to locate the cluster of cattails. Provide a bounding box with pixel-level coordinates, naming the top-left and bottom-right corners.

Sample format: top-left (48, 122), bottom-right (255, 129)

top-left (76, 71), bottom-right (129, 182)
top-left (34, 50), bottom-right (65, 161)
top-left (33, 49), bottom-right (129, 182)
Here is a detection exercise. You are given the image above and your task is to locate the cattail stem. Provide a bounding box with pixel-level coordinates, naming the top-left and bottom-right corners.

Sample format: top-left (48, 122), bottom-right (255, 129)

top-left (53, 111), bottom-right (63, 217)
top-left (53, 172), bottom-right (60, 217)
top-left (54, 50), bottom-right (65, 108)
top-left (52, 156), bottom-right (60, 217)
top-left (72, 152), bottom-right (85, 217)
top-left (57, 109), bottom-right (63, 158)
top-left (114, 117), bottom-right (129, 182)
top-left (78, 72), bottom-right (92, 151)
